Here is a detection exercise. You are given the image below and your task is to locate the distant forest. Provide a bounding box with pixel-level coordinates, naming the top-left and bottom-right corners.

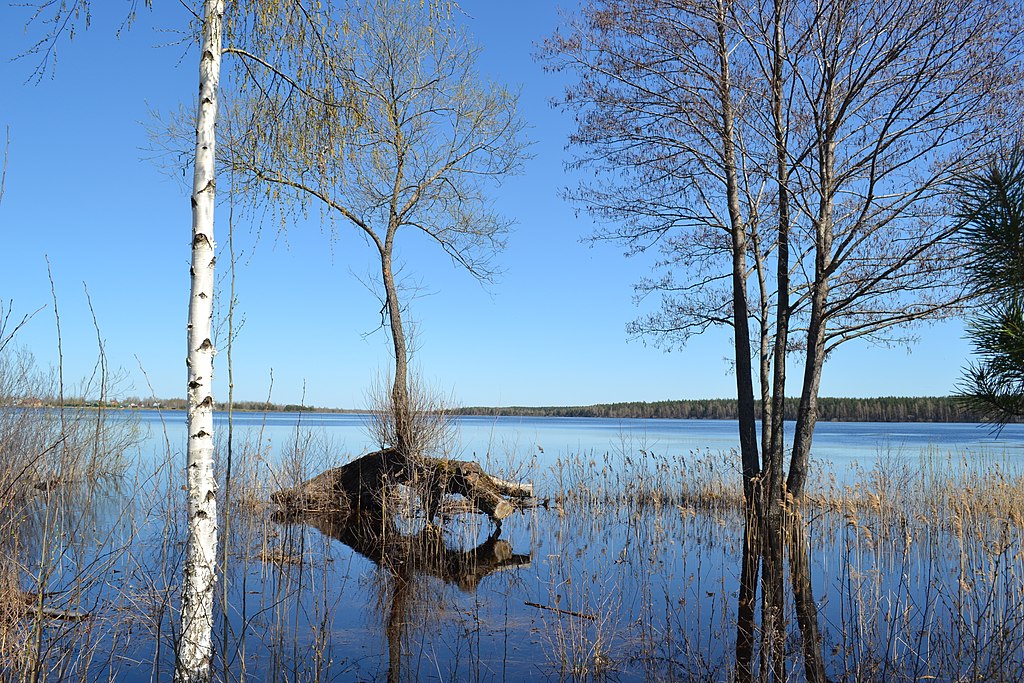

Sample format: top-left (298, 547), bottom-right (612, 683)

top-left (454, 396), bottom-right (1011, 423)
top-left (33, 395), bottom-right (1014, 424)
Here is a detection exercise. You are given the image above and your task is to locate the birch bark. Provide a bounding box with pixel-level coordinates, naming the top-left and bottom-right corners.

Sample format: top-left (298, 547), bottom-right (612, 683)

top-left (176, 1), bottom-right (223, 680)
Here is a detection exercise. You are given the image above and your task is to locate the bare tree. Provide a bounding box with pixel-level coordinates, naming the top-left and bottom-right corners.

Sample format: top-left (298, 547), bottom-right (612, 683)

top-left (226, 0), bottom-right (528, 460)
top-left (543, 0), bottom-right (1024, 508)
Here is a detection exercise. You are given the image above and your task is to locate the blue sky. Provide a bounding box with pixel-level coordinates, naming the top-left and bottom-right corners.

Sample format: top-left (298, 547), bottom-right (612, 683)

top-left (0, 1), bottom-right (973, 409)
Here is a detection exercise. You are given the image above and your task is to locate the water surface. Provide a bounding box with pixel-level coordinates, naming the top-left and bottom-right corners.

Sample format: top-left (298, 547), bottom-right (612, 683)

top-left (135, 409), bottom-right (1024, 475)
top-left (12, 409), bottom-right (1024, 681)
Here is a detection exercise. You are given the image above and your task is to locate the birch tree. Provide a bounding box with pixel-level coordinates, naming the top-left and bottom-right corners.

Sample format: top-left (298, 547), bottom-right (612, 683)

top-left (175, 3), bottom-right (222, 680)
top-left (18, 2), bottom-right (344, 680)
top-left (225, 0), bottom-right (528, 460)
top-left (543, 0), bottom-right (1024, 508)
top-left (175, 4), bottom-right (347, 678)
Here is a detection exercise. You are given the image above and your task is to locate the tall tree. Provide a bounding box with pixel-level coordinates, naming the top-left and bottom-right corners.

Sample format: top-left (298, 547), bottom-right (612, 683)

top-left (957, 145), bottom-right (1024, 424)
top-left (226, 0), bottom-right (528, 459)
top-left (543, 0), bottom-right (1024, 508)
top-left (18, 3), bottom-right (343, 680)
top-left (175, 3), bottom-right (223, 681)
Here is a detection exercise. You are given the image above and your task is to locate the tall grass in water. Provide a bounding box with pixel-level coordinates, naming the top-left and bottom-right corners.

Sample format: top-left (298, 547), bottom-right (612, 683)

top-left (4, 359), bottom-right (1024, 683)
top-left (525, 445), bottom-right (1024, 681)
top-left (803, 448), bottom-right (1024, 682)
top-left (546, 446), bottom-right (743, 515)
top-left (213, 416), bottom-right (352, 682)
top-left (0, 336), bottom-right (141, 680)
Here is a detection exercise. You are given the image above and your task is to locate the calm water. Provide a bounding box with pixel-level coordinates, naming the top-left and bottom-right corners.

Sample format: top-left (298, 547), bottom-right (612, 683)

top-left (134, 409), bottom-right (1024, 478)
top-left (13, 410), bottom-right (1024, 681)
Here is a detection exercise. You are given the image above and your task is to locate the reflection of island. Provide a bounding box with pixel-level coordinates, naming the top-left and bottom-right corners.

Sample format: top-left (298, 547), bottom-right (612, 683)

top-left (275, 510), bottom-right (531, 682)
top-left (735, 509), bottom-right (827, 683)
top-left (294, 511), bottom-right (532, 591)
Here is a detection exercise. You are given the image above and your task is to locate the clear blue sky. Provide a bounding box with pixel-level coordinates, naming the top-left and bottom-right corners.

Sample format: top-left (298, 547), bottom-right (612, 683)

top-left (0, 1), bottom-right (973, 409)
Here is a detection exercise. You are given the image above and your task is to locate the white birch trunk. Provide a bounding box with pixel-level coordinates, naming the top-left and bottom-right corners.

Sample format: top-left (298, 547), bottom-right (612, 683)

top-left (175, 1), bottom-right (223, 681)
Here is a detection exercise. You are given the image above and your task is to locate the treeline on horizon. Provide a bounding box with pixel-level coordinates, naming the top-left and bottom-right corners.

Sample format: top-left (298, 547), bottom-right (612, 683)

top-left (454, 396), bottom-right (1014, 423)
top-left (19, 395), bottom-right (1015, 424)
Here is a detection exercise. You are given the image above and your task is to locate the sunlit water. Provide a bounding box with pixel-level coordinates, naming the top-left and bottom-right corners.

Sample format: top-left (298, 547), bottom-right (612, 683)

top-left (135, 409), bottom-right (1024, 476)
top-left (12, 410), bottom-right (1024, 681)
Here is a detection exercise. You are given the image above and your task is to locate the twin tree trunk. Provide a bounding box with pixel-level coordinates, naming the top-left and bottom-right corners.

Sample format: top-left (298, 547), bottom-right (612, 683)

top-left (177, 1), bottom-right (223, 682)
top-left (725, 0), bottom-right (823, 513)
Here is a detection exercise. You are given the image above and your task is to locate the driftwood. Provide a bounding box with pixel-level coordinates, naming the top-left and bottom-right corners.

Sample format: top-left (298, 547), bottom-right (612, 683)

top-left (271, 448), bottom-right (534, 524)
top-left (19, 592), bottom-right (90, 622)
top-left (272, 450), bottom-right (534, 683)
top-left (524, 601), bottom-right (597, 621)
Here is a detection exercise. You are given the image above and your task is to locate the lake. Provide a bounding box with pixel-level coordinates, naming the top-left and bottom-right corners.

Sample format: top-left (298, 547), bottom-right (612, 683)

top-left (134, 409), bottom-right (1024, 478)
top-left (10, 410), bottom-right (1024, 681)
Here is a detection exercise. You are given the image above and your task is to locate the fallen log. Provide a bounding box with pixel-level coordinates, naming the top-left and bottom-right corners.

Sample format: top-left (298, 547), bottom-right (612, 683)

top-left (19, 592), bottom-right (90, 621)
top-left (271, 448), bottom-right (533, 524)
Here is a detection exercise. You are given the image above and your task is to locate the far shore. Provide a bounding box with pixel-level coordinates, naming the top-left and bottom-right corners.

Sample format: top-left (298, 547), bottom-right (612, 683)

top-left (14, 395), bottom-right (1012, 424)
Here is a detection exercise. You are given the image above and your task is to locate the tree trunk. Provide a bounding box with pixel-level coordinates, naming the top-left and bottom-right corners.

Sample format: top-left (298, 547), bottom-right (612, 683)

top-left (380, 248), bottom-right (412, 457)
top-left (764, 0), bottom-right (792, 517)
top-left (787, 288), bottom-right (826, 497)
top-left (788, 106), bottom-right (835, 498)
top-left (176, 2), bottom-right (223, 681)
top-left (751, 225), bottom-right (773, 463)
top-left (715, 0), bottom-right (760, 503)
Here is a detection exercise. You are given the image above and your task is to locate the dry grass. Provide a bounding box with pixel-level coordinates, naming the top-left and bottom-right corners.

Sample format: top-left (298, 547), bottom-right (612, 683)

top-left (363, 370), bottom-right (458, 461)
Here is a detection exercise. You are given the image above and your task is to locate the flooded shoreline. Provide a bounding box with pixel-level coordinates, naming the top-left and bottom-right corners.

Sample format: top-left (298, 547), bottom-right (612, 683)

top-left (2, 410), bottom-right (1024, 680)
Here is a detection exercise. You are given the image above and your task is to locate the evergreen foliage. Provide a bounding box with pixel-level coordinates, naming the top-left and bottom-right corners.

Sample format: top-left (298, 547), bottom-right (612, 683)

top-left (957, 145), bottom-right (1024, 425)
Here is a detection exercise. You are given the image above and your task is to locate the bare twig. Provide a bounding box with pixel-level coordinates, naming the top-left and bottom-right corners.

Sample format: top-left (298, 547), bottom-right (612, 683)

top-left (0, 126), bottom-right (8, 206)
top-left (525, 601), bottom-right (597, 621)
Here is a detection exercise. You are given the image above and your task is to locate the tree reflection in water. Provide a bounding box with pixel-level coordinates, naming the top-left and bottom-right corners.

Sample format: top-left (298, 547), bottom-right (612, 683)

top-left (276, 510), bottom-right (531, 682)
top-left (736, 508), bottom-right (827, 683)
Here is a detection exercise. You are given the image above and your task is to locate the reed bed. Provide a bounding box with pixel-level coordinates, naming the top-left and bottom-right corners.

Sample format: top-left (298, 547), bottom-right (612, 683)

top-left (1, 388), bottom-right (1024, 682)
